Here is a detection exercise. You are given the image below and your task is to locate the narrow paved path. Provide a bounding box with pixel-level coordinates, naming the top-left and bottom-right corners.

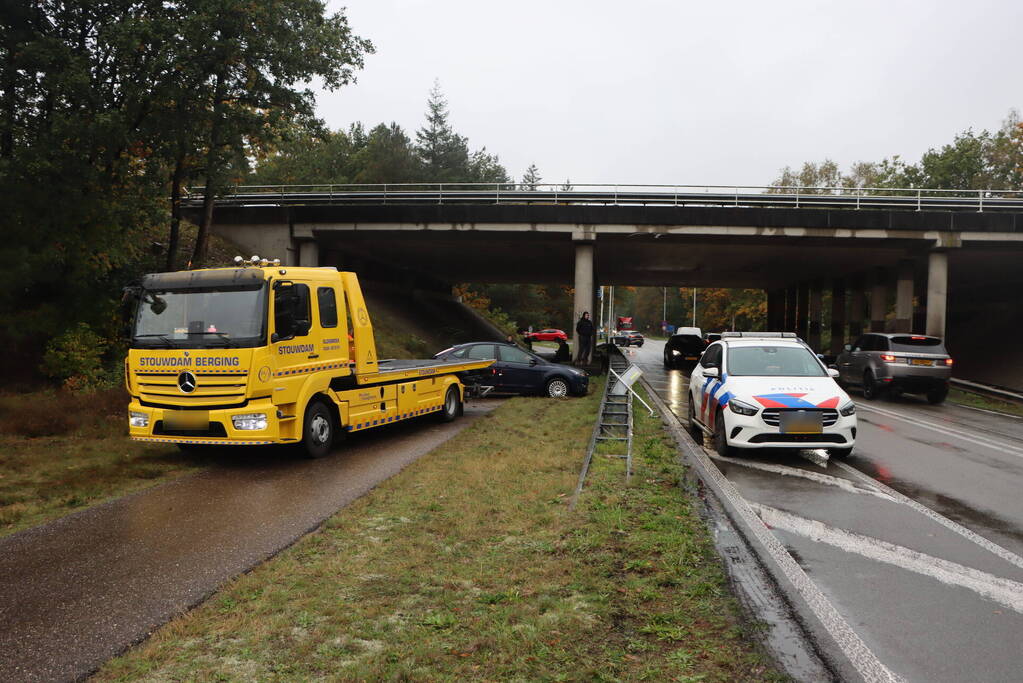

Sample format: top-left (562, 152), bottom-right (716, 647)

top-left (0, 402), bottom-right (497, 682)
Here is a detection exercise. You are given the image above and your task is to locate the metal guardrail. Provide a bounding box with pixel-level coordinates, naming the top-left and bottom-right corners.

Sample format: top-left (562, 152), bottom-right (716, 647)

top-left (186, 182), bottom-right (1023, 213)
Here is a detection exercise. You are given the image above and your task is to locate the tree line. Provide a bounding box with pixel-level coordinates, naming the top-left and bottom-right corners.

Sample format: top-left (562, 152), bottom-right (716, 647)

top-left (772, 110), bottom-right (1023, 192)
top-left (0, 0), bottom-right (372, 383)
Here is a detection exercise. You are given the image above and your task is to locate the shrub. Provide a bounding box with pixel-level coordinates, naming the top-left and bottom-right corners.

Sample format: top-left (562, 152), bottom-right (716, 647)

top-left (40, 323), bottom-right (109, 390)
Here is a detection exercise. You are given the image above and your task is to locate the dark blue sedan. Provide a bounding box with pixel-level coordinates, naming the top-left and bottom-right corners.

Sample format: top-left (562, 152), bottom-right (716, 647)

top-left (434, 342), bottom-right (588, 398)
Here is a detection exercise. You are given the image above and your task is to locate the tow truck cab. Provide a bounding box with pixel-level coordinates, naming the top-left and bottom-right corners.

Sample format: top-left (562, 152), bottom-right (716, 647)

top-left (125, 262), bottom-right (491, 457)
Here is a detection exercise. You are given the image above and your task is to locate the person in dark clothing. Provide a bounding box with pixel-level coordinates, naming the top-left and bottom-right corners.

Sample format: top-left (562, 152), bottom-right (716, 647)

top-left (575, 312), bottom-right (594, 364)
top-left (553, 338), bottom-right (571, 363)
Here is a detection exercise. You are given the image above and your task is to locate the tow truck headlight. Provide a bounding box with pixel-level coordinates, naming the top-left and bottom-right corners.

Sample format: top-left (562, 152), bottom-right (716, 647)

top-left (129, 411), bottom-right (149, 428)
top-left (728, 399), bottom-right (758, 416)
top-left (839, 402), bottom-right (856, 417)
top-left (232, 413), bottom-right (267, 430)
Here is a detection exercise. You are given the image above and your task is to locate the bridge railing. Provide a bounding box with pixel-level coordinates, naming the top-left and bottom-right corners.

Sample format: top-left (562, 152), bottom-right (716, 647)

top-left (184, 182), bottom-right (1023, 212)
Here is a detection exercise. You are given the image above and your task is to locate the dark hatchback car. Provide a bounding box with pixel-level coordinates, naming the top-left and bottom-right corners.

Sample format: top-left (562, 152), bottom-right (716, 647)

top-left (663, 330), bottom-right (707, 369)
top-left (434, 342), bottom-right (588, 398)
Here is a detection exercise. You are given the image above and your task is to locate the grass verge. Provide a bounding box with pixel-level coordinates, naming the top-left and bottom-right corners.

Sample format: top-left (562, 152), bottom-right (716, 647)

top-left (96, 382), bottom-right (780, 681)
top-left (0, 390), bottom-right (202, 537)
top-left (948, 387), bottom-right (1023, 418)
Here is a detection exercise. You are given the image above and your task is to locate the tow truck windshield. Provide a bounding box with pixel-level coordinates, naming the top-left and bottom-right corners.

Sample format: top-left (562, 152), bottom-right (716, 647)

top-left (132, 285), bottom-right (267, 348)
top-left (727, 345), bottom-right (827, 377)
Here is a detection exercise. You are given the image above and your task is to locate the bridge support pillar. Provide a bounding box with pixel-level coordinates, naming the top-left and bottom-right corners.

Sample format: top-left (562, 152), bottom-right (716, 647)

top-left (796, 282), bottom-right (809, 339)
top-left (767, 289), bottom-right (785, 331)
top-left (808, 281), bottom-right (823, 351)
top-left (298, 241), bottom-right (319, 267)
top-left (573, 241), bottom-right (595, 358)
top-left (895, 260), bottom-right (914, 333)
top-left (848, 274), bottom-right (865, 340)
top-left (870, 267), bottom-right (888, 332)
top-left (913, 261), bottom-right (928, 333)
top-left (830, 279), bottom-right (846, 355)
top-left (785, 287), bottom-right (798, 333)
top-left (926, 251), bottom-right (948, 338)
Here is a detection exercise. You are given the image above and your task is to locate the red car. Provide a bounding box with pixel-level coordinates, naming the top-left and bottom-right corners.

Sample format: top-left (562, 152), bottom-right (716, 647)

top-left (526, 328), bottom-right (568, 342)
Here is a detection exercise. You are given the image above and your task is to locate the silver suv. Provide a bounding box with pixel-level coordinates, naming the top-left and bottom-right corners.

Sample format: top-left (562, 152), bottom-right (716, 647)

top-left (836, 333), bottom-right (952, 404)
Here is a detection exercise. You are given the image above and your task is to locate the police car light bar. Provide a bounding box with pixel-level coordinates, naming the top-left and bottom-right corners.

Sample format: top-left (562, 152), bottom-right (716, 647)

top-left (720, 331), bottom-right (798, 338)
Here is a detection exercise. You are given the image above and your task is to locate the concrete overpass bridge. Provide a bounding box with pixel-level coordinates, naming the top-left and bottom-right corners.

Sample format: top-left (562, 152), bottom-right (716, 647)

top-left (192, 183), bottom-right (1023, 389)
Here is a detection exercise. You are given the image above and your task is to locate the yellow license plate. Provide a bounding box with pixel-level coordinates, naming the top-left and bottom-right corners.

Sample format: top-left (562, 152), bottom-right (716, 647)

top-left (910, 358), bottom-right (933, 366)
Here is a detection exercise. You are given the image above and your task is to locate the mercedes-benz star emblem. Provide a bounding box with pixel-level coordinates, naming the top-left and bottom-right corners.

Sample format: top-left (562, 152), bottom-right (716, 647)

top-left (177, 371), bottom-right (197, 393)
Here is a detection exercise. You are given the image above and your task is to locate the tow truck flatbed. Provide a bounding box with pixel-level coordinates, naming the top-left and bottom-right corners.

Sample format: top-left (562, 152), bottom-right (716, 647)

top-left (357, 358), bottom-right (493, 384)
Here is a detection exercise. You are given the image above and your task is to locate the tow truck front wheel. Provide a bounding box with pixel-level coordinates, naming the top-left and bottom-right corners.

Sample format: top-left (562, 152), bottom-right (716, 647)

top-left (302, 400), bottom-right (335, 459)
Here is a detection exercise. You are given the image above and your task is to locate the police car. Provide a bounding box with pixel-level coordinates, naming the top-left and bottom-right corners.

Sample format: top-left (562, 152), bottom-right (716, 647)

top-left (688, 332), bottom-right (857, 458)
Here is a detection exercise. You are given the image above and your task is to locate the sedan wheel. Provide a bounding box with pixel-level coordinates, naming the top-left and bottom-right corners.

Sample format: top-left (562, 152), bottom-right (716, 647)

top-left (546, 377), bottom-right (569, 398)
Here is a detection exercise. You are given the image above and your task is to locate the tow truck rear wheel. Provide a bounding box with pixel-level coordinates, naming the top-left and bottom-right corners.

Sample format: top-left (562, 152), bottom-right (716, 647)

top-left (438, 385), bottom-right (462, 422)
top-left (301, 400), bottom-right (335, 459)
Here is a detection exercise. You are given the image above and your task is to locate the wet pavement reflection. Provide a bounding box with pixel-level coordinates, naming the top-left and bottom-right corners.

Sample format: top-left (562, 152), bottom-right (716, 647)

top-left (630, 339), bottom-right (1023, 682)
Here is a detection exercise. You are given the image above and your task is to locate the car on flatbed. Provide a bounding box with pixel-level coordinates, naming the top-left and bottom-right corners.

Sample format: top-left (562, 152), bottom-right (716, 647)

top-left (688, 332), bottom-right (857, 458)
top-left (433, 342), bottom-right (588, 398)
top-left (836, 333), bottom-right (952, 404)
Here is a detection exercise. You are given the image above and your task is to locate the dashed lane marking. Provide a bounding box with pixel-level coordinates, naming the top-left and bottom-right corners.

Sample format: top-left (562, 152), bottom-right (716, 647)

top-left (833, 460), bottom-right (1023, 573)
top-left (642, 381), bottom-right (905, 683)
top-left (707, 454), bottom-right (894, 501)
top-left (753, 504), bottom-right (1023, 615)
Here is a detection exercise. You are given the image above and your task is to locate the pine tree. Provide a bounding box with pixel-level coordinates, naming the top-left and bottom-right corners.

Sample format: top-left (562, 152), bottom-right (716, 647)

top-left (521, 164), bottom-right (542, 190)
top-left (415, 81), bottom-right (470, 181)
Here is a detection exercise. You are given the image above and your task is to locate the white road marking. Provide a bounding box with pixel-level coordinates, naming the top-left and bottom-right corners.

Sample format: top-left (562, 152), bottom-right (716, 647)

top-left (753, 504), bottom-right (1023, 615)
top-left (642, 383), bottom-right (905, 683)
top-left (857, 403), bottom-right (1023, 458)
top-left (833, 460), bottom-right (1023, 573)
top-left (707, 454), bottom-right (894, 501)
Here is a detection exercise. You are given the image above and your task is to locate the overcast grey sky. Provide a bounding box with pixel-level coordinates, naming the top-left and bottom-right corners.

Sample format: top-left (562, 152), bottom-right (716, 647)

top-left (317, 0), bottom-right (1021, 186)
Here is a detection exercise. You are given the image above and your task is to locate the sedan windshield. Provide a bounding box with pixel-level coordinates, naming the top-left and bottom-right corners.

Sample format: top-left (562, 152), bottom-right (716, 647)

top-left (133, 286), bottom-right (266, 348)
top-left (727, 346), bottom-right (826, 377)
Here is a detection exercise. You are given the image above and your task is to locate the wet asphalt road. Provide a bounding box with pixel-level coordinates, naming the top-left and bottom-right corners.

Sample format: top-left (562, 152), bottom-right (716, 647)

top-left (0, 401), bottom-right (497, 683)
top-left (627, 340), bottom-right (1023, 683)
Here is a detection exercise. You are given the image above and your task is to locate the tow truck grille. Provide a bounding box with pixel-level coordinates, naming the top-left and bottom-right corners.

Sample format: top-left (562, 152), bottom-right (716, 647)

top-left (761, 409), bottom-right (838, 427)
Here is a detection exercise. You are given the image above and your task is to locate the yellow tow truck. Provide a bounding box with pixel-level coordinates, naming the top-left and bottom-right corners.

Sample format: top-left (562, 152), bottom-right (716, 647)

top-left (125, 257), bottom-right (492, 458)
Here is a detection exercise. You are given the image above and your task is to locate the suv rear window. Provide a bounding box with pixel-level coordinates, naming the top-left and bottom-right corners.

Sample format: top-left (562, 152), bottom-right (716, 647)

top-left (890, 336), bottom-right (947, 354)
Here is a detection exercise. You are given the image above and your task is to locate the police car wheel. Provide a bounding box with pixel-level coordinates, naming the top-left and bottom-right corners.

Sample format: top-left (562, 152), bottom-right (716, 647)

top-left (302, 401), bottom-right (334, 459)
top-left (439, 385), bottom-right (462, 422)
top-left (687, 400), bottom-right (703, 442)
top-left (713, 410), bottom-right (735, 457)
